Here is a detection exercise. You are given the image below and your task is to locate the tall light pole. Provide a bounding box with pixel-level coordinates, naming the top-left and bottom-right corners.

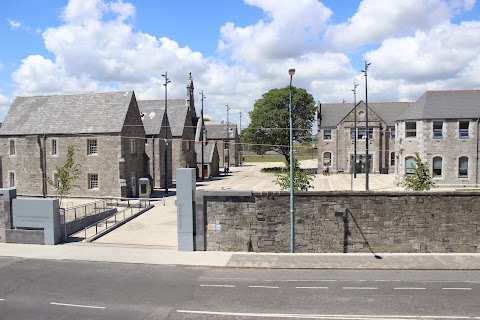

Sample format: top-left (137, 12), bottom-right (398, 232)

top-left (226, 103), bottom-right (230, 174)
top-left (361, 61), bottom-right (371, 191)
top-left (352, 82), bottom-right (359, 180)
top-left (162, 71), bottom-right (171, 194)
top-left (288, 68), bottom-right (295, 253)
top-left (239, 111), bottom-right (242, 165)
top-left (199, 90), bottom-right (206, 180)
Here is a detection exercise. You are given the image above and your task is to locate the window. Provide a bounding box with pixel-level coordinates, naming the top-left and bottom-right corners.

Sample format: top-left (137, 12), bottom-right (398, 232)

top-left (433, 121), bottom-right (443, 139)
top-left (459, 156), bottom-right (468, 178)
top-left (390, 152), bottom-right (395, 166)
top-left (51, 138), bottom-right (58, 156)
top-left (130, 139), bottom-right (137, 154)
top-left (323, 152), bottom-right (332, 166)
top-left (323, 129), bottom-right (332, 140)
top-left (358, 128), bottom-right (366, 139)
top-left (53, 172), bottom-right (60, 188)
top-left (390, 127), bottom-right (396, 140)
top-left (459, 121), bottom-right (469, 139)
top-left (405, 156), bottom-right (415, 175)
top-left (9, 139), bottom-right (16, 156)
top-left (432, 156), bottom-right (442, 177)
top-left (88, 174), bottom-right (99, 189)
top-left (8, 171), bottom-right (15, 188)
top-left (406, 122), bottom-right (417, 138)
top-left (87, 139), bottom-right (97, 155)
top-left (350, 128), bottom-right (355, 140)
top-left (368, 128), bottom-right (374, 140)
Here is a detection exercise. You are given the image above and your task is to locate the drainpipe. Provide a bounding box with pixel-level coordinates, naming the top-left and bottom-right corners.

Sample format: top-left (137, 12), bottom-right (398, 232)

top-left (476, 118), bottom-right (479, 188)
top-left (335, 127), bottom-right (339, 172)
top-left (151, 138), bottom-right (155, 188)
top-left (37, 135), bottom-right (47, 197)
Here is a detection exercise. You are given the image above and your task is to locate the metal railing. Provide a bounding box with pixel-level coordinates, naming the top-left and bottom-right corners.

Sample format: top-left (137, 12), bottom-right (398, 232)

top-left (105, 197), bottom-right (152, 208)
top-left (62, 199), bottom-right (110, 222)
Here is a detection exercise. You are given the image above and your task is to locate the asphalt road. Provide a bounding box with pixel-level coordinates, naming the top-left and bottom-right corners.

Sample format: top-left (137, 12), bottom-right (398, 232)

top-left (1, 257), bottom-right (479, 320)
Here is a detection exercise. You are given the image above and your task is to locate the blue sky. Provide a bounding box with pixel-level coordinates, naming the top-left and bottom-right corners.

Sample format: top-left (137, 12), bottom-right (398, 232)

top-left (1, 0), bottom-right (480, 127)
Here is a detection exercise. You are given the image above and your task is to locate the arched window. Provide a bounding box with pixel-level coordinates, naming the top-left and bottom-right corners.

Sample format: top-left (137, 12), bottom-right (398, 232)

top-left (432, 156), bottom-right (442, 177)
top-left (390, 152), bottom-right (395, 166)
top-left (323, 152), bottom-right (332, 166)
top-left (459, 156), bottom-right (468, 178)
top-left (405, 156), bottom-right (415, 175)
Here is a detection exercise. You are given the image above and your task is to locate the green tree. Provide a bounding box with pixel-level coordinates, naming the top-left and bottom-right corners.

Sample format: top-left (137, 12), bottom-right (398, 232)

top-left (242, 86), bottom-right (316, 162)
top-left (274, 159), bottom-right (314, 191)
top-left (47, 145), bottom-right (81, 207)
top-left (401, 152), bottom-right (435, 191)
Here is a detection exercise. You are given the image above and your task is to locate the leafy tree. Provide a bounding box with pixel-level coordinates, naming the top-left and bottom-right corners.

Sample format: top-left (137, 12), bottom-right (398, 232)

top-left (242, 86), bottom-right (316, 162)
top-left (401, 152), bottom-right (435, 191)
top-left (274, 159), bottom-right (314, 191)
top-left (47, 145), bottom-right (81, 207)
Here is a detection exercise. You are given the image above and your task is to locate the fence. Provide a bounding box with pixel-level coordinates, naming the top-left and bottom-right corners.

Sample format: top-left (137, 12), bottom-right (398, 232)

top-left (62, 199), bottom-right (109, 222)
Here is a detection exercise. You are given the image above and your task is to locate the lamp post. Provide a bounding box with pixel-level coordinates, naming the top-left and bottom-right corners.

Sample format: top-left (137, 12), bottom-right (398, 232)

top-left (162, 71), bottom-right (171, 194)
top-left (288, 68), bottom-right (295, 253)
top-left (361, 61), bottom-right (371, 191)
top-left (199, 90), bottom-right (206, 180)
top-left (239, 111), bottom-right (242, 165)
top-left (352, 82), bottom-right (359, 180)
top-left (226, 103), bottom-right (230, 174)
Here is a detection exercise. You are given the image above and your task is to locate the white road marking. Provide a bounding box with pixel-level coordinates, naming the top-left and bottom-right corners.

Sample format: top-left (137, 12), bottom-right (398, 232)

top-left (50, 302), bottom-right (105, 309)
top-left (296, 286), bottom-right (329, 289)
top-left (198, 277), bottom-right (480, 284)
top-left (200, 284), bottom-right (235, 288)
top-left (394, 287), bottom-right (427, 290)
top-left (249, 285), bottom-right (279, 289)
top-left (442, 288), bottom-right (472, 290)
top-left (343, 287), bottom-right (378, 290)
top-left (0, 298), bottom-right (4, 301)
top-left (177, 309), bottom-right (476, 319)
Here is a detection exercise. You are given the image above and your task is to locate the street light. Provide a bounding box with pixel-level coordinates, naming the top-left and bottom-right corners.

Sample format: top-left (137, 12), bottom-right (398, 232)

top-left (288, 68), bottom-right (295, 253)
top-left (199, 90), bottom-right (206, 180)
top-left (361, 61), bottom-right (371, 191)
top-left (239, 111), bottom-right (242, 165)
top-left (352, 82), bottom-right (359, 180)
top-left (226, 103), bottom-right (230, 175)
top-left (162, 71), bottom-right (171, 195)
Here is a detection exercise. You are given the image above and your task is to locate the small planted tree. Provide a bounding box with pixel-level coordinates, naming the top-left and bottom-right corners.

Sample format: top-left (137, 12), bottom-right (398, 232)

top-left (47, 145), bottom-right (81, 207)
top-left (401, 152), bottom-right (435, 191)
top-left (274, 159), bottom-right (314, 191)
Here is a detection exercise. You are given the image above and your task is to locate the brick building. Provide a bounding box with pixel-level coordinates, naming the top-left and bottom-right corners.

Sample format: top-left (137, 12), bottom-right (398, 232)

top-left (0, 91), bottom-right (147, 197)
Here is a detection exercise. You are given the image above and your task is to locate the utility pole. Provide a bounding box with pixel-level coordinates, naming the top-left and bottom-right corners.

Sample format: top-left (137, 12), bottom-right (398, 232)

top-left (162, 71), bottom-right (171, 194)
top-left (226, 103), bottom-right (230, 174)
top-left (199, 90), bottom-right (206, 180)
top-left (361, 61), bottom-right (371, 191)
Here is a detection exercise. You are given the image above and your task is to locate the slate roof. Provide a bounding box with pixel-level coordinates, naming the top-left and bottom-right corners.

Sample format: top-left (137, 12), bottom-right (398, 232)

top-left (136, 99), bottom-right (189, 137)
top-left (0, 91), bottom-right (135, 135)
top-left (195, 142), bottom-right (215, 163)
top-left (398, 90), bottom-right (480, 121)
top-left (319, 101), bottom-right (411, 127)
top-left (137, 101), bottom-right (166, 136)
top-left (204, 123), bottom-right (237, 140)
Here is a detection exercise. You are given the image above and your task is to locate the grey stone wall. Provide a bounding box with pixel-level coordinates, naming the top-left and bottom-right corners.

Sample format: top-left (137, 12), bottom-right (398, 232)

top-left (203, 191), bottom-right (480, 253)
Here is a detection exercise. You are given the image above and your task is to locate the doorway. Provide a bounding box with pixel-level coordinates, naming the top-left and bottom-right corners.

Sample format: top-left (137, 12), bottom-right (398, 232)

top-left (350, 154), bottom-right (372, 173)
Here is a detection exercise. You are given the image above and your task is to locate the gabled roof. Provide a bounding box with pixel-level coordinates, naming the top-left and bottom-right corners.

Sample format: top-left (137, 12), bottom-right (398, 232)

top-left (398, 90), bottom-right (480, 121)
top-left (137, 99), bottom-right (189, 137)
top-left (0, 91), bottom-right (135, 135)
top-left (137, 101), bottom-right (166, 135)
top-left (195, 142), bottom-right (216, 163)
top-left (319, 101), bottom-right (411, 127)
top-left (204, 123), bottom-right (237, 140)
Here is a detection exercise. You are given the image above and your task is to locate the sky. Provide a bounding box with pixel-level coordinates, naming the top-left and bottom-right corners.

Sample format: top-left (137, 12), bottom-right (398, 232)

top-left (1, 0), bottom-right (480, 129)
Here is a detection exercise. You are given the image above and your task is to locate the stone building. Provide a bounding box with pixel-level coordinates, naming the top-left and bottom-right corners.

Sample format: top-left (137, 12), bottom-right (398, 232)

top-left (395, 90), bottom-right (480, 187)
top-left (195, 142), bottom-right (220, 178)
top-left (0, 91), bottom-right (147, 198)
top-left (137, 102), bottom-right (172, 189)
top-left (317, 89), bottom-right (480, 187)
top-left (203, 123), bottom-right (240, 170)
top-left (318, 100), bottom-right (409, 174)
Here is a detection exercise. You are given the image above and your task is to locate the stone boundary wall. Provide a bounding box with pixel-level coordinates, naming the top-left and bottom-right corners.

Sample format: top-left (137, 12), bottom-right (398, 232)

top-left (200, 191), bottom-right (480, 253)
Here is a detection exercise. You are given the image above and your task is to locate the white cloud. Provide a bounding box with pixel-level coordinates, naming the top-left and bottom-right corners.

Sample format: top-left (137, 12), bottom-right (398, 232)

top-left (219, 0), bottom-right (332, 64)
top-left (7, 19), bottom-right (21, 30)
